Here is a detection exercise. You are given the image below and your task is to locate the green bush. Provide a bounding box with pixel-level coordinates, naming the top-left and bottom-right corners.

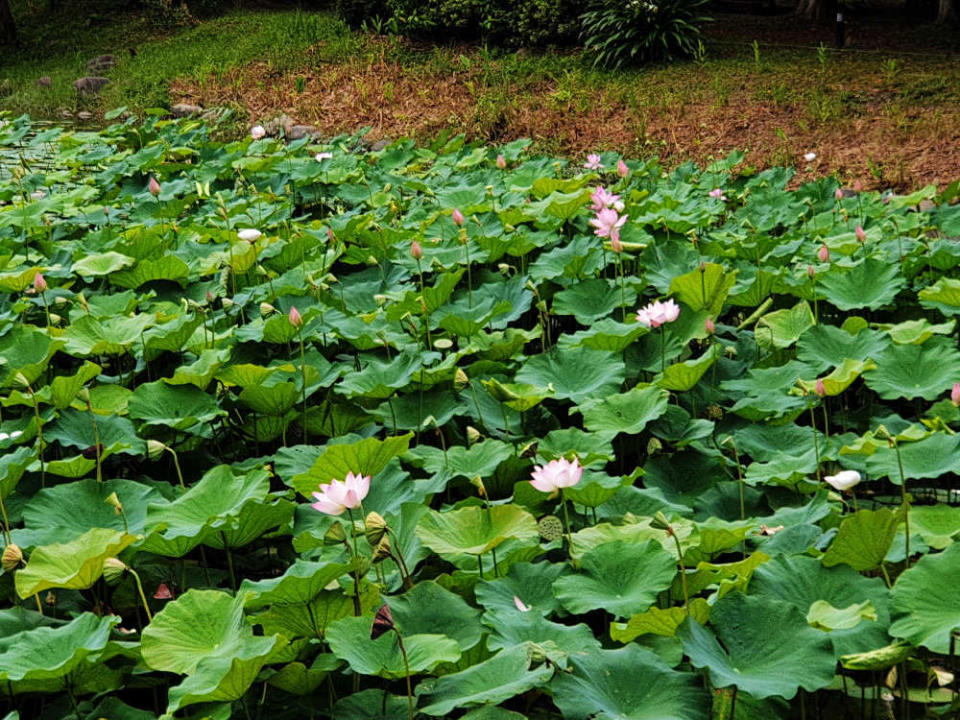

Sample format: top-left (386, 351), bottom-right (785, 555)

top-left (580, 0), bottom-right (711, 68)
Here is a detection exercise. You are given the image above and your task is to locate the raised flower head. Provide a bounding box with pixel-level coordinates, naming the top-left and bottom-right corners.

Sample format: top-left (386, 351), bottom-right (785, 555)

top-left (824, 470), bottom-right (861, 492)
top-left (636, 298), bottom-right (681, 328)
top-left (530, 457), bottom-right (582, 493)
top-left (590, 208), bottom-right (628, 243)
top-left (590, 186), bottom-right (621, 212)
top-left (311, 472), bottom-right (371, 516)
top-left (583, 153), bottom-right (604, 171)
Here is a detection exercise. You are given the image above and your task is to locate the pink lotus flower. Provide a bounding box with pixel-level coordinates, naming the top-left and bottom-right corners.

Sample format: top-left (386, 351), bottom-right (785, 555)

top-left (590, 208), bottom-right (628, 243)
top-left (952, 382), bottom-right (960, 407)
top-left (583, 154), bottom-right (604, 171)
top-left (289, 306), bottom-right (302, 328)
top-left (814, 378), bottom-right (826, 397)
top-left (617, 159), bottom-right (629, 178)
top-left (410, 240), bottom-right (423, 260)
top-left (709, 188), bottom-right (727, 201)
top-left (250, 125), bottom-right (266, 140)
top-left (452, 209), bottom-right (465, 226)
top-left (530, 457), bottom-right (582, 493)
top-left (513, 595), bottom-right (531, 612)
top-left (154, 583), bottom-right (173, 600)
top-left (817, 245), bottom-right (830, 262)
top-left (855, 225), bottom-right (866, 243)
top-left (835, 188), bottom-right (844, 201)
top-left (496, 154), bottom-right (507, 169)
top-left (33, 272), bottom-right (47, 293)
top-left (148, 177), bottom-right (161, 196)
top-left (590, 186), bottom-right (620, 211)
top-left (636, 298), bottom-right (680, 328)
top-left (705, 317), bottom-right (715, 335)
top-left (311, 472), bottom-right (371, 515)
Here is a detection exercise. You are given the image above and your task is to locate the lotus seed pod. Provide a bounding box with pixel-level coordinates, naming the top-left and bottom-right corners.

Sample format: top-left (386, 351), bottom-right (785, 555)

top-left (538, 515), bottom-right (564, 542)
top-left (104, 492), bottom-right (123, 514)
top-left (466, 426), bottom-right (481, 446)
top-left (371, 535), bottom-right (391, 563)
top-left (454, 368), bottom-right (469, 391)
top-left (647, 437), bottom-right (663, 455)
top-left (102, 557), bottom-right (128, 585)
top-left (1, 544), bottom-right (23, 571)
top-left (324, 522), bottom-right (347, 545)
top-left (147, 439), bottom-right (167, 460)
top-left (259, 302), bottom-right (275, 317)
top-left (365, 511), bottom-right (388, 546)
top-left (221, 297), bottom-right (234, 309)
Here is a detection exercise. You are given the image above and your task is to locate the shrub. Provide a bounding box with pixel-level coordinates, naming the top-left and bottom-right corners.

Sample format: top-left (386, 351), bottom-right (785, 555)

top-left (580, 0), bottom-right (711, 68)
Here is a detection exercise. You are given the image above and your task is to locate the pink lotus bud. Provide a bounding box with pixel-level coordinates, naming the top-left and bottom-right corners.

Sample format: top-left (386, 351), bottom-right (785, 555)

top-left (410, 240), bottom-right (423, 260)
top-left (855, 225), bottom-right (866, 243)
top-left (807, 264), bottom-right (816, 279)
top-left (817, 245), bottom-right (830, 262)
top-left (148, 177), bottom-right (161, 196)
top-left (815, 379), bottom-right (826, 397)
top-left (496, 154), bottom-right (506, 169)
top-left (452, 209), bottom-right (465, 227)
top-left (326, 227), bottom-right (335, 242)
top-left (205, 290), bottom-right (214, 303)
top-left (835, 188), bottom-right (844, 201)
top-left (952, 382), bottom-right (960, 407)
top-left (617, 159), bottom-right (629, 178)
top-left (153, 582), bottom-right (173, 600)
top-left (854, 179), bottom-right (863, 192)
top-left (288, 306), bottom-right (302, 328)
top-left (33, 272), bottom-right (47, 293)
top-left (705, 317), bottom-right (715, 335)
top-left (610, 236), bottom-right (623, 253)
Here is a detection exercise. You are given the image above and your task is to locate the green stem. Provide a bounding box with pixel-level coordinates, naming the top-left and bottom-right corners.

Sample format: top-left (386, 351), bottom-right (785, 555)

top-left (560, 489), bottom-right (574, 559)
top-left (221, 532), bottom-right (236, 591)
top-left (346, 508), bottom-right (362, 616)
top-left (809, 404), bottom-right (821, 482)
top-left (298, 331), bottom-right (308, 440)
top-left (394, 631), bottom-right (415, 720)
top-left (670, 529), bottom-right (690, 613)
top-left (659, 327), bottom-right (666, 373)
top-left (129, 568), bottom-right (154, 623)
top-left (892, 440), bottom-right (910, 568)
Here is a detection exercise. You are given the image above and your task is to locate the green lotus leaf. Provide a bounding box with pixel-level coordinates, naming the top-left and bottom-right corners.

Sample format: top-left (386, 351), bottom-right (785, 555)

top-left (807, 600), bottom-right (876, 631)
top-left (515, 347), bottom-right (624, 404)
top-left (141, 589), bottom-right (283, 713)
top-left (111, 255), bottom-right (190, 288)
top-left (798, 358), bottom-right (876, 396)
top-left (610, 598), bottom-right (711, 642)
top-left (552, 278), bottom-right (637, 324)
top-left (882, 317), bottom-right (955, 345)
top-left (918, 276), bottom-right (960, 316)
top-left (416, 504), bottom-right (539, 557)
top-left (416, 644), bottom-right (555, 716)
top-left (238, 380), bottom-right (299, 416)
top-left (839, 643), bottom-right (913, 671)
top-left (326, 614), bottom-right (460, 680)
top-left (890, 543), bottom-right (960, 653)
top-left (481, 379), bottom-right (554, 412)
top-left (369, 390), bottom-right (466, 431)
top-left (863, 337), bottom-right (960, 400)
top-left (797, 325), bottom-right (889, 373)
top-left (551, 645), bottom-right (710, 720)
top-left (553, 540), bottom-right (676, 619)
top-left (45, 409), bottom-right (144, 455)
top-left (252, 585), bottom-right (380, 640)
top-left (409, 439), bottom-right (513, 481)
top-left (754, 301), bottom-right (815, 350)
top-left (578, 384), bottom-right (669, 435)
top-left (669, 262), bottom-right (736, 316)
top-left (48, 361), bottom-right (101, 409)
top-left (909, 505), bottom-right (960, 549)
top-left (72, 251), bottom-right (136, 278)
top-left (818, 258), bottom-right (905, 310)
top-left (821, 508), bottom-right (903, 572)
top-left (864, 432), bottom-right (960, 482)
top-left (0, 446), bottom-right (33, 499)
top-left (142, 314), bottom-right (204, 357)
top-left (388, 581), bottom-right (483, 651)
top-left (678, 593), bottom-right (836, 699)
top-left (291, 434), bottom-right (412, 497)
top-left (128, 380), bottom-right (227, 433)
top-left (475, 561), bottom-right (569, 618)
top-left (0, 327), bottom-right (62, 386)
top-left (240, 560), bottom-right (351, 610)
top-left (558, 317), bottom-right (648, 353)
top-left (40, 454), bottom-right (98, 478)
top-left (332, 689), bottom-right (409, 720)
top-left (164, 348), bottom-right (230, 389)
top-left (563, 471), bottom-right (630, 508)
top-left (62, 314), bottom-right (156, 356)
top-left (656, 345), bottom-right (720, 392)
top-left (267, 655), bottom-right (341, 695)
top-left (0, 612), bottom-right (119, 682)
top-left (15, 528), bottom-right (138, 598)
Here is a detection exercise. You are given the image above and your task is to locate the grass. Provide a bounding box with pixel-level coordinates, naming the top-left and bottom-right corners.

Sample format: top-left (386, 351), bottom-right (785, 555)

top-left (2, 3), bottom-right (959, 189)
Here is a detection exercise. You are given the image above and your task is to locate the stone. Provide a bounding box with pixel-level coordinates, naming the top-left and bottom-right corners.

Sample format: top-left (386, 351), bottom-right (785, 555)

top-left (73, 77), bottom-right (110, 95)
top-left (286, 124), bottom-right (316, 141)
top-left (37, 76), bottom-right (52, 87)
top-left (263, 113), bottom-right (294, 137)
top-left (170, 103), bottom-right (203, 118)
top-left (86, 55), bottom-right (116, 73)
top-left (77, 111), bottom-right (94, 121)
top-left (370, 138), bottom-right (391, 151)
top-left (60, 110), bottom-right (73, 119)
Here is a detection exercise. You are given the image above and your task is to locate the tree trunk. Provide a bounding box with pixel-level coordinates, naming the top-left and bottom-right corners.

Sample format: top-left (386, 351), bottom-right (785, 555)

top-left (0, 0), bottom-right (16, 46)
top-left (937, 0), bottom-right (956, 23)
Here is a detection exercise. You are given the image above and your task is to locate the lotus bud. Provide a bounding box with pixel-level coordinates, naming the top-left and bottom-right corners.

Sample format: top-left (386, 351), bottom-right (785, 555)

top-left (537, 515), bottom-right (564, 542)
top-left (855, 225), bottom-right (866, 243)
top-left (854, 179), bottom-right (863, 192)
top-left (410, 240), bottom-right (423, 260)
top-left (617, 159), bottom-right (629, 178)
top-left (650, 511), bottom-right (672, 531)
top-left (647, 437), bottom-right (663, 455)
top-left (452, 209), bottom-right (465, 227)
top-left (259, 302), bottom-right (275, 317)
top-left (496, 154), bottom-right (506, 169)
top-left (102, 557), bottom-right (128, 585)
top-left (1, 544), bottom-right (23, 571)
top-left (373, 294), bottom-right (387, 306)
top-left (807, 264), bottom-right (816, 279)
top-left (206, 290), bottom-right (214, 303)
top-left (951, 382), bottom-right (960, 407)
top-left (326, 227), bottom-right (335, 243)
top-left (33, 272), bottom-right (47, 293)
top-left (469, 475), bottom-right (487, 498)
top-left (148, 177), bottom-right (161, 196)
top-left (45, 592), bottom-right (56, 606)
top-left (815, 378), bottom-right (826, 397)
top-left (147, 439), bottom-right (167, 460)
top-left (835, 188), bottom-right (844, 201)
top-left (610, 236), bottom-right (623, 254)
top-left (497, 263), bottom-right (512, 276)
top-left (454, 368), bottom-right (469, 390)
top-left (238, 228), bottom-right (262, 242)
top-left (104, 492), bottom-right (123, 515)
top-left (48, 313), bottom-right (62, 327)
top-left (154, 582), bottom-right (174, 600)
top-left (466, 425), bottom-right (481, 446)
top-left (288, 306), bottom-right (303, 328)
top-left (370, 603), bottom-right (396, 640)
top-left (817, 244), bottom-right (830, 262)
top-left (705, 317), bottom-right (715, 335)
top-left (13, 372), bottom-right (30, 389)
top-left (221, 297), bottom-right (234, 309)
top-left (364, 511), bottom-right (389, 546)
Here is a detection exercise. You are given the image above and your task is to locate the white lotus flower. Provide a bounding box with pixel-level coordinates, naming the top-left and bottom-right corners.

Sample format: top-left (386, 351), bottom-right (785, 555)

top-left (315, 152), bottom-right (333, 162)
top-left (0, 431), bottom-right (23, 442)
top-left (804, 152), bottom-right (817, 162)
top-left (824, 470), bottom-right (861, 492)
top-left (238, 228), bottom-right (262, 242)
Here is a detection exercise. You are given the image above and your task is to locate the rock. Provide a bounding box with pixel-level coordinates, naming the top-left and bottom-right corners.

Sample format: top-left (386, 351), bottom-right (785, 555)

top-left (263, 113), bottom-right (294, 137)
top-left (286, 124), bottom-right (316, 141)
top-left (86, 54), bottom-right (116, 73)
top-left (839, 188), bottom-right (858, 198)
top-left (77, 111), bottom-right (94, 121)
top-left (73, 76), bottom-right (110, 95)
top-left (170, 103), bottom-right (203, 118)
top-left (37, 76), bottom-right (52, 87)
top-left (919, 199), bottom-right (936, 212)
top-left (60, 110), bottom-right (73, 119)
top-left (370, 139), bottom-right (391, 151)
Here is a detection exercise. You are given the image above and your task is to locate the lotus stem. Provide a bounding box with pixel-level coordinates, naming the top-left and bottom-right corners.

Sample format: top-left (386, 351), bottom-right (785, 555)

top-left (394, 631), bottom-right (415, 720)
top-left (298, 330), bottom-right (308, 440)
top-left (129, 568), bottom-right (153, 623)
top-left (668, 526), bottom-right (690, 614)
top-left (560, 488), bottom-right (574, 560)
top-left (891, 439), bottom-right (910, 569)
top-left (346, 508), bottom-right (362, 616)
top-left (221, 532), bottom-right (236, 591)
top-left (809, 403), bottom-right (821, 482)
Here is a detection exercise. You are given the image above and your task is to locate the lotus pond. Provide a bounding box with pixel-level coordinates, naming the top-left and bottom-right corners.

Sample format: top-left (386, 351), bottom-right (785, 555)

top-left (1, 112), bottom-right (960, 720)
